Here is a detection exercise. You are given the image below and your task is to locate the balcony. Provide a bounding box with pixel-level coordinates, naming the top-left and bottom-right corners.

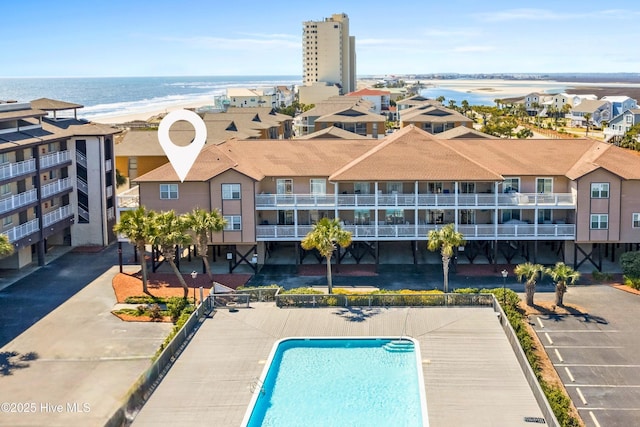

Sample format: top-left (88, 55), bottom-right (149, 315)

top-left (77, 177), bottom-right (88, 194)
top-left (41, 177), bottom-right (73, 198)
top-left (256, 223), bottom-right (576, 241)
top-left (0, 158), bottom-right (36, 181)
top-left (76, 151), bottom-right (87, 168)
top-left (40, 150), bottom-right (71, 169)
top-left (116, 186), bottom-right (139, 210)
top-left (0, 188), bottom-right (38, 214)
top-left (105, 159), bottom-right (112, 172)
top-left (255, 192), bottom-right (575, 209)
top-left (43, 204), bottom-right (73, 227)
top-left (3, 218), bottom-right (39, 242)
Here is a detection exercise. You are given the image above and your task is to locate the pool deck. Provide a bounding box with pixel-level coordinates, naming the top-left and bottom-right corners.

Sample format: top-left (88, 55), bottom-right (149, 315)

top-left (132, 304), bottom-right (544, 426)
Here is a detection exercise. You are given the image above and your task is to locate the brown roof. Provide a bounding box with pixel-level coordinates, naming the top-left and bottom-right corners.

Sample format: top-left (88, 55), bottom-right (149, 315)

top-left (438, 127), bottom-right (498, 139)
top-left (401, 105), bottom-right (473, 124)
top-left (299, 96), bottom-right (372, 118)
top-left (296, 126), bottom-right (372, 140)
top-left (30, 98), bottom-right (83, 111)
top-left (315, 106), bottom-right (385, 124)
top-left (395, 95), bottom-right (440, 107)
top-left (0, 107), bottom-right (47, 121)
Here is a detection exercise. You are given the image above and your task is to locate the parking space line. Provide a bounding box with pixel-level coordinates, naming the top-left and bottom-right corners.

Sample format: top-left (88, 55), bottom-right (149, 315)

top-left (536, 317), bottom-right (544, 328)
top-left (546, 346), bottom-right (623, 349)
top-left (589, 411), bottom-right (601, 427)
top-left (554, 348), bottom-right (564, 363)
top-left (542, 330), bottom-right (619, 333)
top-left (576, 387), bottom-right (587, 405)
top-left (563, 364), bottom-right (640, 368)
top-left (544, 332), bottom-right (553, 345)
top-left (566, 384), bottom-right (640, 388)
top-left (564, 367), bottom-right (575, 382)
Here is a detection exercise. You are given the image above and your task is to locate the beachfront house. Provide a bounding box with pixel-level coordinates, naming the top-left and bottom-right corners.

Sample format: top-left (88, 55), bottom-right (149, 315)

top-left (568, 99), bottom-right (611, 128)
top-left (601, 96), bottom-right (638, 118)
top-left (603, 109), bottom-right (640, 141)
top-left (346, 88), bottom-right (391, 114)
top-left (117, 125), bottom-right (640, 272)
top-left (399, 104), bottom-right (473, 134)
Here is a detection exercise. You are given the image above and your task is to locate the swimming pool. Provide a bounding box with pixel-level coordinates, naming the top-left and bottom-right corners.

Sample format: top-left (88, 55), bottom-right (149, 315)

top-left (241, 337), bottom-right (428, 427)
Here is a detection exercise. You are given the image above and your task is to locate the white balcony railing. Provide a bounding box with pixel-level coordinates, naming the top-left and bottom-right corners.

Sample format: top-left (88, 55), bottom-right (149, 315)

top-left (106, 185), bottom-right (113, 198)
top-left (76, 151), bottom-right (87, 168)
top-left (40, 150), bottom-right (71, 169)
top-left (77, 177), bottom-right (88, 194)
top-left (255, 192), bottom-right (575, 209)
top-left (105, 159), bottom-right (112, 172)
top-left (41, 177), bottom-right (73, 199)
top-left (0, 158), bottom-right (36, 181)
top-left (116, 185), bottom-right (140, 209)
top-left (0, 188), bottom-right (38, 214)
top-left (43, 204), bottom-right (73, 227)
top-left (256, 223), bottom-right (576, 241)
top-left (3, 218), bottom-right (39, 242)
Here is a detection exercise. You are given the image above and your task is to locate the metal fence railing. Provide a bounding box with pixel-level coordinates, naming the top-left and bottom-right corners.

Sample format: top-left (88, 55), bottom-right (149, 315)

top-left (275, 293), bottom-right (495, 308)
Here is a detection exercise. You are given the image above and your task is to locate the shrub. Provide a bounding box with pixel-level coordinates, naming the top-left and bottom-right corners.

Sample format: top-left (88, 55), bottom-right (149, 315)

top-left (280, 287), bottom-right (324, 295)
top-left (620, 251), bottom-right (640, 278)
top-left (166, 297), bottom-right (188, 323)
top-left (136, 305), bottom-right (146, 316)
top-left (148, 304), bottom-right (162, 321)
top-left (591, 270), bottom-right (614, 283)
top-left (624, 275), bottom-right (640, 290)
top-left (125, 295), bottom-right (166, 304)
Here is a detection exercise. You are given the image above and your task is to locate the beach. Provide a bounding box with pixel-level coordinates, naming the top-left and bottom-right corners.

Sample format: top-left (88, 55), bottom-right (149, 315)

top-left (90, 99), bottom-right (214, 124)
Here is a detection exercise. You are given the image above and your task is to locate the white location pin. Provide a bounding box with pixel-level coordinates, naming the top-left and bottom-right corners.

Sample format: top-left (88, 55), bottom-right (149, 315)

top-left (157, 109), bottom-right (207, 182)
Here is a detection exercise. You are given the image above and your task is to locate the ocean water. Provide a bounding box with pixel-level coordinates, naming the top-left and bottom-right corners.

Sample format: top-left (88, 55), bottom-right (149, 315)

top-left (0, 75), bottom-right (300, 120)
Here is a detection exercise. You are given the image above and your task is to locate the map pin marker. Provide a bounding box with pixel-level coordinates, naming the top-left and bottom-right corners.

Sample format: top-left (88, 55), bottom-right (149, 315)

top-left (158, 109), bottom-right (207, 182)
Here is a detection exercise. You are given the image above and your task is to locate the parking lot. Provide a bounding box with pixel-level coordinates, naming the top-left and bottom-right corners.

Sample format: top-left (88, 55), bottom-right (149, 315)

top-left (530, 285), bottom-right (640, 427)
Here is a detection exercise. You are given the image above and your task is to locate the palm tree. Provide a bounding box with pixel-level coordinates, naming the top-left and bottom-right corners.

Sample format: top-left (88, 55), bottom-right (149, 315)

top-left (515, 262), bottom-right (544, 306)
top-left (584, 113), bottom-right (592, 136)
top-left (436, 96), bottom-right (446, 104)
top-left (300, 217), bottom-right (352, 294)
top-left (448, 99), bottom-right (457, 111)
top-left (150, 211), bottom-right (193, 298)
top-left (0, 234), bottom-right (14, 258)
top-left (184, 207), bottom-right (226, 280)
top-left (461, 100), bottom-right (470, 116)
top-left (545, 262), bottom-right (580, 306)
top-left (427, 224), bottom-right (465, 293)
top-left (113, 206), bottom-right (156, 294)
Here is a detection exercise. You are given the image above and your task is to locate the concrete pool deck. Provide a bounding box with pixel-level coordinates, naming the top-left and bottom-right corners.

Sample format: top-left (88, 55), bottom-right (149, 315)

top-left (132, 305), bottom-right (545, 426)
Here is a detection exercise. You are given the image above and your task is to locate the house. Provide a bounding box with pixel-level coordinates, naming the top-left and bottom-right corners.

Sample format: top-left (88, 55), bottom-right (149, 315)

top-left (395, 95), bottom-right (440, 112)
top-left (601, 96), bottom-right (638, 118)
top-left (118, 125), bottom-right (640, 271)
top-left (604, 109), bottom-right (640, 141)
top-left (568, 100), bottom-right (612, 127)
top-left (226, 88), bottom-right (276, 108)
top-left (569, 94), bottom-right (597, 107)
top-left (346, 88), bottom-right (391, 114)
top-left (399, 104), bottom-right (473, 134)
top-left (0, 99), bottom-right (119, 269)
top-left (313, 105), bottom-right (385, 138)
top-left (294, 96), bottom-right (373, 136)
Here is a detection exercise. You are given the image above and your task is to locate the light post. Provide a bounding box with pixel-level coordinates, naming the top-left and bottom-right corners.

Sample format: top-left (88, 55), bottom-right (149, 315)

top-left (501, 269), bottom-right (508, 305)
top-left (191, 271), bottom-right (198, 306)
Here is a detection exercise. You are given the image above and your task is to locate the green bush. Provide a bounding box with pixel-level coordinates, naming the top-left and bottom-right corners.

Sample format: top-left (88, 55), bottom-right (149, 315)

top-left (166, 297), bottom-right (188, 323)
top-left (620, 251), bottom-right (640, 277)
top-left (125, 295), bottom-right (166, 304)
top-left (148, 304), bottom-right (163, 321)
top-left (592, 270), bottom-right (614, 283)
top-left (280, 287), bottom-right (324, 295)
top-left (136, 305), bottom-right (146, 316)
top-left (624, 275), bottom-right (640, 290)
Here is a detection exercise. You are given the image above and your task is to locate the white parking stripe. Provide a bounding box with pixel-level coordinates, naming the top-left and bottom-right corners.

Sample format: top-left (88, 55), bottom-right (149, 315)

top-left (576, 387), bottom-right (588, 405)
top-left (566, 384), bottom-right (640, 388)
top-left (542, 330), bottom-right (619, 333)
top-left (564, 367), bottom-right (575, 382)
top-left (589, 411), bottom-right (601, 427)
top-left (563, 364), bottom-right (640, 368)
top-left (536, 317), bottom-right (544, 328)
top-left (545, 332), bottom-right (553, 345)
top-left (546, 346), bottom-right (623, 349)
top-left (555, 348), bottom-right (564, 363)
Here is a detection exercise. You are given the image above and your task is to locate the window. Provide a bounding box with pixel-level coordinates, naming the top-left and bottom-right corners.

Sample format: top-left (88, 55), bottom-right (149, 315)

top-left (276, 179), bottom-right (293, 194)
top-left (310, 179), bottom-right (326, 195)
top-left (3, 215), bottom-right (12, 226)
top-left (0, 153), bottom-right (9, 164)
top-left (590, 214), bottom-right (608, 229)
top-left (354, 209), bottom-right (370, 225)
top-left (536, 177), bottom-right (553, 194)
top-left (49, 169), bottom-right (57, 180)
top-left (460, 182), bottom-right (476, 194)
top-left (222, 184), bottom-right (241, 200)
top-left (591, 183), bottom-right (609, 198)
top-left (633, 213), bottom-right (640, 228)
top-left (354, 182), bottom-right (370, 194)
top-left (502, 209), bottom-right (521, 223)
top-left (459, 210), bottom-right (475, 224)
top-left (223, 215), bottom-right (241, 230)
top-left (385, 209), bottom-right (405, 224)
top-left (159, 184), bottom-right (178, 199)
top-left (428, 182), bottom-right (443, 194)
top-left (538, 209), bottom-right (552, 224)
top-left (387, 182), bottom-right (403, 193)
top-left (503, 178), bottom-right (520, 193)
top-left (0, 184), bottom-right (10, 195)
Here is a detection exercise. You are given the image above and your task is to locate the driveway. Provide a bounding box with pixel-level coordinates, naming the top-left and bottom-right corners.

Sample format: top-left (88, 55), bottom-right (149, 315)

top-left (0, 245), bottom-right (172, 426)
top-left (529, 285), bottom-right (640, 427)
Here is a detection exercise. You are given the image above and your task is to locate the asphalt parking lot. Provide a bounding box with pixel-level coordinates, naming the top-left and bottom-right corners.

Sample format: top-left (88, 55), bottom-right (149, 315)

top-left (530, 285), bottom-right (640, 427)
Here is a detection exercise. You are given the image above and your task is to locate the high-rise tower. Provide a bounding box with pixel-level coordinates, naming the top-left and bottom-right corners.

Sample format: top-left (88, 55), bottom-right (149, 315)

top-left (302, 13), bottom-right (356, 94)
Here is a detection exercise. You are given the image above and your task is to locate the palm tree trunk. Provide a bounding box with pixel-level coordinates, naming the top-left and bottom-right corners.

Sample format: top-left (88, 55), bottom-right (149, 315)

top-left (555, 282), bottom-right (566, 306)
top-left (165, 252), bottom-right (189, 298)
top-left (202, 255), bottom-right (212, 280)
top-left (526, 282), bottom-right (535, 306)
top-left (198, 239), bottom-right (213, 280)
top-left (442, 254), bottom-right (450, 293)
top-left (138, 243), bottom-right (149, 294)
top-left (326, 256), bottom-right (333, 294)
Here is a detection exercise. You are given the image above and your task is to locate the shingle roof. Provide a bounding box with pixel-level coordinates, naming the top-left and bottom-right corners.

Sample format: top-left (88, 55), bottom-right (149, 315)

top-left (30, 98), bottom-right (83, 111)
top-left (296, 126), bottom-right (372, 140)
top-left (438, 127), bottom-right (498, 139)
top-left (315, 106), bottom-right (385, 124)
top-left (401, 105), bottom-right (473, 124)
top-left (571, 100), bottom-right (609, 113)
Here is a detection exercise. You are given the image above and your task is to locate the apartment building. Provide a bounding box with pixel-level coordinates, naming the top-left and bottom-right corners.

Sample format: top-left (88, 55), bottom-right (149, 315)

top-left (0, 99), bottom-right (119, 269)
top-left (302, 13), bottom-right (356, 95)
top-left (119, 125), bottom-right (640, 271)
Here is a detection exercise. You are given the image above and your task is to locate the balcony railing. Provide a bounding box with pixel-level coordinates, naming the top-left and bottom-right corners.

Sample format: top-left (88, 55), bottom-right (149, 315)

top-left (41, 177), bottom-right (73, 199)
top-left (116, 185), bottom-right (140, 209)
top-left (0, 188), bottom-right (38, 214)
top-left (76, 151), bottom-right (87, 168)
top-left (105, 159), bottom-right (112, 172)
top-left (77, 177), bottom-right (88, 194)
top-left (255, 192), bottom-right (575, 209)
top-left (43, 204), bottom-right (73, 227)
top-left (40, 150), bottom-right (71, 169)
top-left (256, 223), bottom-right (576, 241)
top-left (0, 158), bottom-right (36, 181)
top-left (3, 218), bottom-right (39, 242)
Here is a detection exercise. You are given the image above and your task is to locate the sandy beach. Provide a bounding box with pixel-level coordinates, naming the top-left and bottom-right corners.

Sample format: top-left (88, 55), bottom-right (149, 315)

top-left (89, 99), bottom-right (214, 124)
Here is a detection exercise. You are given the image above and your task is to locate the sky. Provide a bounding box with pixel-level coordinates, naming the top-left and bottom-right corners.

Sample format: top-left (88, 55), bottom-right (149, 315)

top-left (2, 0), bottom-right (640, 77)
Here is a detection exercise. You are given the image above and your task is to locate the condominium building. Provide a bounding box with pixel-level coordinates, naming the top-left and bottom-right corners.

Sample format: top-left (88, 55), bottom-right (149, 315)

top-left (119, 125), bottom-right (640, 272)
top-left (302, 13), bottom-right (356, 95)
top-left (0, 99), bottom-right (119, 269)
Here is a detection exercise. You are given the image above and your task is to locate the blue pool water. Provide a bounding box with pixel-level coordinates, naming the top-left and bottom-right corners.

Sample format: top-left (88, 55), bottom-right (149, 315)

top-left (242, 338), bottom-right (428, 427)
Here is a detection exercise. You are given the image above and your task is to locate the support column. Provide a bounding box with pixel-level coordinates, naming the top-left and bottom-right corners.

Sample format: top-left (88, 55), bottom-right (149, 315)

top-left (118, 242), bottom-right (123, 273)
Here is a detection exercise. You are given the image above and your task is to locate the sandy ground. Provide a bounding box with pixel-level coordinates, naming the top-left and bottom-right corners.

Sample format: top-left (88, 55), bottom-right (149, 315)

top-left (90, 100), bottom-right (213, 124)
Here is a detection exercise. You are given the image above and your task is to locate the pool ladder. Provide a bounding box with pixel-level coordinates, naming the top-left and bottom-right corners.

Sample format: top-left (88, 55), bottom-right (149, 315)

top-left (249, 377), bottom-right (265, 395)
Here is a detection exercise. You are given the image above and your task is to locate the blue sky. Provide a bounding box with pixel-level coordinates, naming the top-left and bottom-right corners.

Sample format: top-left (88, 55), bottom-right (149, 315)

top-left (2, 0), bottom-right (639, 77)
